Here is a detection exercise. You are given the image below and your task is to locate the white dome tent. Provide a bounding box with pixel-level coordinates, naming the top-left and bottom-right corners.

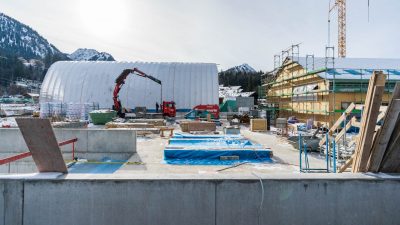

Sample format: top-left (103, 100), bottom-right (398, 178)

top-left (40, 61), bottom-right (219, 111)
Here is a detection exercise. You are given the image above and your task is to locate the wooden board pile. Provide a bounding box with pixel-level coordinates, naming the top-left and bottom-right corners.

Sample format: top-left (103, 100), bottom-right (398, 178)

top-left (339, 71), bottom-right (400, 173)
top-left (105, 122), bottom-right (155, 129)
top-left (250, 119), bottom-right (267, 132)
top-left (180, 121), bottom-right (216, 132)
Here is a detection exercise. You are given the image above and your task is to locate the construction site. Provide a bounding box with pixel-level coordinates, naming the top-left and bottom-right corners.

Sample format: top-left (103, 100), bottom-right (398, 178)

top-left (0, 1), bottom-right (399, 225)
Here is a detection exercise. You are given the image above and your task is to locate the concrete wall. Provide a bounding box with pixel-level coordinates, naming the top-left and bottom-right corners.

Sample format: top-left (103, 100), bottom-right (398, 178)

top-left (0, 174), bottom-right (399, 225)
top-left (0, 128), bottom-right (136, 173)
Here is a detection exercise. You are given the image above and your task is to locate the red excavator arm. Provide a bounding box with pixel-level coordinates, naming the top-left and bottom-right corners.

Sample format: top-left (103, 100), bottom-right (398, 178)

top-left (113, 68), bottom-right (162, 117)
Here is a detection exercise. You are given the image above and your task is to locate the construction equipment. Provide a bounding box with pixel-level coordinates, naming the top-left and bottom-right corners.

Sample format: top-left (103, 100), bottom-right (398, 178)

top-left (161, 101), bottom-right (176, 117)
top-left (329, 0), bottom-right (346, 58)
top-left (184, 104), bottom-right (220, 120)
top-left (112, 68), bottom-right (162, 118)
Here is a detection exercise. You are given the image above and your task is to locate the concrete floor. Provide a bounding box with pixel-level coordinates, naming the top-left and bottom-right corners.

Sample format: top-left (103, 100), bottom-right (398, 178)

top-left (117, 124), bottom-right (328, 174)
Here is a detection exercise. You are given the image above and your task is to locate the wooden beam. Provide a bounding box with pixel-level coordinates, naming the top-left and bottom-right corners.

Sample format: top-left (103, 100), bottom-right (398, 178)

top-left (319, 102), bottom-right (355, 147)
top-left (379, 115), bottom-right (400, 172)
top-left (353, 85), bottom-right (385, 172)
top-left (367, 99), bottom-right (400, 172)
top-left (352, 71), bottom-right (386, 172)
top-left (339, 155), bottom-right (354, 173)
top-left (334, 116), bottom-right (356, 143)
top-left (379, 132), bottom-right (400, 172)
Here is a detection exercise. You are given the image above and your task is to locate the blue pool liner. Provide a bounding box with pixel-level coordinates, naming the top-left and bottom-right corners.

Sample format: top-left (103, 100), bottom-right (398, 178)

top-left (68, 157), bottom-right (126, 174)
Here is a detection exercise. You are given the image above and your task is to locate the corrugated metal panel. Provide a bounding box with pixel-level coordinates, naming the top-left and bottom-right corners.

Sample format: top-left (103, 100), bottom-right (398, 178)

top-left (40, 61), bottom-right (218, 110)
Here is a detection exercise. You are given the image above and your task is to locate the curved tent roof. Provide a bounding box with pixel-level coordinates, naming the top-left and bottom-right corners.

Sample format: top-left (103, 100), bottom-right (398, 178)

top-left (40, 61), bottom-right (218, 110)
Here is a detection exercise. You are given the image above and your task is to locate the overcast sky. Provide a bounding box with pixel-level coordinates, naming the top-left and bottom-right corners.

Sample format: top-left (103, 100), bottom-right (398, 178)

top-left (1, 0), bottom-right (399, 71)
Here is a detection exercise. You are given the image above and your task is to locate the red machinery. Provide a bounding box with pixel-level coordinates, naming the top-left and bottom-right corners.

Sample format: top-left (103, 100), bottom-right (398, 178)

top-left (113, 68), bottom-right (162, 118)
top-left (161, 101), bottom-right (176, 117)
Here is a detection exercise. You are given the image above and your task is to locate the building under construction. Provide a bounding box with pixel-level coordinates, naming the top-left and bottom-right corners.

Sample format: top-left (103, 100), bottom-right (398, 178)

top-left (263, 51), bottom-right (400, 126)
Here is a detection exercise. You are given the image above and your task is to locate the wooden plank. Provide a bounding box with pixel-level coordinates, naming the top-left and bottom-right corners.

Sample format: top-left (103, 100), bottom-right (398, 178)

top-left (15, 118), bottom-right (68, 173)
top-left (338, 155), bottom-right (354, 173)
top-left (352, 71), bottom-right (386, 172)
top-left (379, 116), bottom-right (400, 172)
top-left (367, 99), bottom-right (400, 172)
top-left (319, 102), bottom-right (355, 146)
top-left (352, 85), bottom-right (385, 172)
top-left (379, 133), bottom-right (400, 172)
top-left (334, 117), bottom-right (356, 143)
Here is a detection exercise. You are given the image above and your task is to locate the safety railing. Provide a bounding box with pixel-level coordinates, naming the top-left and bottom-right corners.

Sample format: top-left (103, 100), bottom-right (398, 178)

top-left (0, 138), bottom-right (78, 166)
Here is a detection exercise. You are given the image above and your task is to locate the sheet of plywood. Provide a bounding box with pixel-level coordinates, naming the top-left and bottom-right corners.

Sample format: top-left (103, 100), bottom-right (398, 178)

top-left (15, 118), bottom-right (68, 173)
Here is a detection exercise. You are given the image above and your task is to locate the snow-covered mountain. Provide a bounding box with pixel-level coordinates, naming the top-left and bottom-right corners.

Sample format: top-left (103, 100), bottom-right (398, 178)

top-left (224, 63), bottom-right (257, 74)
top-left (0, 13), bottom-right (64, 59)
top-left (68, 48), bottom-right (115, 61)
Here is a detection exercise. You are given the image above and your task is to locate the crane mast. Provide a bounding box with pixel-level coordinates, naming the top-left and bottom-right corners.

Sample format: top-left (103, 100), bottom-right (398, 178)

top-left (329, 0), bottom-right (346, 58)
top-left (337, 0), bottom-right (346, 58)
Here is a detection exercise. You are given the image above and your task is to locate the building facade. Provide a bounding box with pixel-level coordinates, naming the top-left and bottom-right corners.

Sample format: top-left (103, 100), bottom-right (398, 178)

top-left (263, 57), bottom-right (400, 126)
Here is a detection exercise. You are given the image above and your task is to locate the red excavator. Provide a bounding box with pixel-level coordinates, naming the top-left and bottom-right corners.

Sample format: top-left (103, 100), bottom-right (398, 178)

top-left (112, 68), bottom-right (176, 118)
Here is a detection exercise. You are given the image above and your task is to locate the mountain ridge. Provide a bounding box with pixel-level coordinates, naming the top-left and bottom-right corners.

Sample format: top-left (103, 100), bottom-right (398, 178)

top-left (224, 63), bottom-right (257, 74)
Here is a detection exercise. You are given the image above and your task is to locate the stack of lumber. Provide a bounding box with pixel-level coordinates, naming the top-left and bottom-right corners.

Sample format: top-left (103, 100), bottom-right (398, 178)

top-left (127, 119), bottom-right (166, 126)
top-left (250, 119), bottom-right (267, 132)
top-left (105, 122), bottom-right (155, 129)
top-left (339, 71), bottom-right (400, 173)
top-left (180, 121), bottom-right (216, 132)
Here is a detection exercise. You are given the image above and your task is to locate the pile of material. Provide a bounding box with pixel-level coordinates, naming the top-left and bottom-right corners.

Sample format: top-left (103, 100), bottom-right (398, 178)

top-left (105, 122), bottom-right (155, 129)
top-left (180, 121), bottom-right (216, 132)
top-left (127, 119), bottom-right (165, 126)
top-left (250, 119), bottom-right (267, 132)
top-left (340, 71), bottom-right (400, 173)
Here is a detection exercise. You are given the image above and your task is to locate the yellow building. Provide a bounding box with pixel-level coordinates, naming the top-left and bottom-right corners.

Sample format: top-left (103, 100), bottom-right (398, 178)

top-left (263, 57), bottom-right (399, 127)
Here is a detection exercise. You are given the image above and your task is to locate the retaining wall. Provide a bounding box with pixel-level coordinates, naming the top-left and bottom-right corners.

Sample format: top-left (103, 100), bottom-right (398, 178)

top-left (0, 173), bottom-right (399, 225)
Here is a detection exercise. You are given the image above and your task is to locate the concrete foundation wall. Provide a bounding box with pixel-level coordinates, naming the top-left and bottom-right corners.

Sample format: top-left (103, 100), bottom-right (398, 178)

top-left (0, 174), bottom-right (399, 225)
top-left (0, 128), bottom-right (136, 173)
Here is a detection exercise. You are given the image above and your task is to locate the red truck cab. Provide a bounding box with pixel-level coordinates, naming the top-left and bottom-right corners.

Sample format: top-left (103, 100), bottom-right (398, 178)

top-left (162, 101), bottom-right (176, 117)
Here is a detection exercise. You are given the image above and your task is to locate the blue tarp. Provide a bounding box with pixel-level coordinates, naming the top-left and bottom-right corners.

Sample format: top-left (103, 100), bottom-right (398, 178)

top-left (164, 149), bottom-right (272, 165)
top-left (168, 138), bottom-right (256, 148)
top-left (164, 158), bottom-right (272, 165)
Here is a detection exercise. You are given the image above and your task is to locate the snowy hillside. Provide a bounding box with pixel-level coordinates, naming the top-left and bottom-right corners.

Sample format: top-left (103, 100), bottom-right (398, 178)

top-left (224, 63), bottom-right (257, 74)
top-left (0, 13), bottom-right (63, 59)
top-left (68, 48), bottom-right (115, 61)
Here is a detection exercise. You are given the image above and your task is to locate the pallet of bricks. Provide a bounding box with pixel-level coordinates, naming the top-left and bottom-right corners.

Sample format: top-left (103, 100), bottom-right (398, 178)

top-left (339, 71), bottom-right (400, 173)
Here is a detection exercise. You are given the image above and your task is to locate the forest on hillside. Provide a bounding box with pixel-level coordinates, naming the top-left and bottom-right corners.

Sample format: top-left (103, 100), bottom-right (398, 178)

top-left (218, 70), bottom-right (263, 99)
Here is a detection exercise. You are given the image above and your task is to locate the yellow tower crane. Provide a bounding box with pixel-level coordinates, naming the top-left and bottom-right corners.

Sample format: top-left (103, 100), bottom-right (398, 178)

top-left (329, 0), bottom-right (346, 58)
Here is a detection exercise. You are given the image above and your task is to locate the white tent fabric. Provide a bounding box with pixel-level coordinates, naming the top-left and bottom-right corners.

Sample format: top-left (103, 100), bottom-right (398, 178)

top-left (40, 61), bottom-right (219, 111)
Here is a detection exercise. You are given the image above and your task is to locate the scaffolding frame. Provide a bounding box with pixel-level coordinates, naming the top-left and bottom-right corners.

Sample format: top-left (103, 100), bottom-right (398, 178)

top-left (264, 46), bottom-right (397, 128)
